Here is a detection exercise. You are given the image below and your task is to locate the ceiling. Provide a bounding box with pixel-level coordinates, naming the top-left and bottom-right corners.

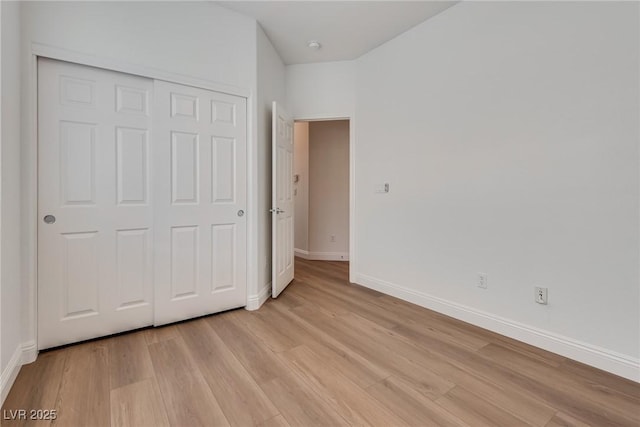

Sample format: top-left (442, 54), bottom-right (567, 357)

top-left (216, 1), bottom-right (458, 65)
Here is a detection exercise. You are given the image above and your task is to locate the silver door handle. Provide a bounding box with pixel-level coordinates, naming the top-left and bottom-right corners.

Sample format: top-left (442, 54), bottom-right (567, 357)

top-left (269, 208), bottom-right (285, 214)
top-left (43, 215), bottom-right (56, 224)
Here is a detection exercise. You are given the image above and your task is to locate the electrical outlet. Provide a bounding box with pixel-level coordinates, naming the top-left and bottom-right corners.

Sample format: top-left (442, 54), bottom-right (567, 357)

top-left (478, 273), bottom-right (488, 289)
top-left (330, 235), bottom-right (336, 243)
top-left (535, 287), bottom-right (548, 305)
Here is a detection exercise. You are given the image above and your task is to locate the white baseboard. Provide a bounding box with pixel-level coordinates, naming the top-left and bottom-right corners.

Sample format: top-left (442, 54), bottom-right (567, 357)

top-left (21, 340), bottom-right (37, 365)
top-left (1, 345), bottom-right (23, 405)
top-left (294, 249), bottom-right (311, 259)
top-left (246, 282), bottom-right (271, 311)
top-left (295, 248), bottom-right (349, 261)
top-left (354, 272), bottom-right (640, 382)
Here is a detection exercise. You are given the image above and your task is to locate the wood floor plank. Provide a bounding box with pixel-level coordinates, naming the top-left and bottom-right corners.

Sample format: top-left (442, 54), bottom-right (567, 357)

top-left (389, 323), bottom-right (557, 426)
top-left (211, 312), bottom-right (352, 425)
top-left (211, 311), bottom-right (292, 385)
top-left (545, 412), bottom-right (591, 427)
top-left (177, 318), bottom-right (279, 425)
top-left (259, 377), bottom-right (349, 427)
top-left (286, 280), bottom-right (354, 317)
top-left (142, 324), bottom-right (178, 345)
top-left (290, 304), bottom-right (455, 400)
top-left (294, 273), bottom-right (402, 330)
top-left (148, 337), bottom-right (229, 427)
top-left (1, 349), bottom-right (67, 427)
top-left (110, 378), bottom-right (169, 427)
top-left (366, 375), bottom-right (470, 427)
top-left (395, 316), bottom-right (488, 352)
top-left (486, 336), bottom-right (566, 368)
top-left (297, 263), bottom-right (488, 353)
top-left (335, 310), bottom-right (457, 396)
top-left (366, 296), bottom-right (490, 352)
top-left (269, 282), bottom-right (306, 309)
top-left (256, 414), bottom-right (291, 427)
top-left (477, 343), bottom-right (640, 421)
top-left (51, 341), bottom-right (111, 427)
top-left (108, 331), bottom-right (154, 390)
top-left (439, 367), bottom-right (556, 427)
top-left (278, 345), bottom-right (409, 427)
top-left (235, 309), bottom-right (300, 353)
top-left (375, 294), bottom-right (523, 353)
top-left (436, 386), bottom-right (530, 427)
top-left (265, 301), bottom-right (391, 388)
top-left (5, 259), bottom-right (638, 427)
top-left (427, 338), bottom-right (638, 426)
top-left (559, 358), bottom-right (640, 401)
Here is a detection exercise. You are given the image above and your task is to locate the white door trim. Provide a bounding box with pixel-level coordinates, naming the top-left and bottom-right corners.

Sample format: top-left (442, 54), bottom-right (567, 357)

top-left (22, 45), bottom-right (257, 361)
top-left (292, 114), bottom-right (356, 283)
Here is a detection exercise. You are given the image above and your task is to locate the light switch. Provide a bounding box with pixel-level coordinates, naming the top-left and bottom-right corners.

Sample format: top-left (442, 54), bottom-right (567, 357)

top-left (375, 183), bottom-right (390, 193)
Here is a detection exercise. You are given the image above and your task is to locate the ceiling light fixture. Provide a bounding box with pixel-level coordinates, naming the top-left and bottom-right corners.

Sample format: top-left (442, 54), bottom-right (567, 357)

top-left (307, 40), bottom-right (321, 50)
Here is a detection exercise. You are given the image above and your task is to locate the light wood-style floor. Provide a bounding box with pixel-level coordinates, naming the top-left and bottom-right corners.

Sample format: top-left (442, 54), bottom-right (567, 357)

top-left (3, 258), bottom-right (639, 426)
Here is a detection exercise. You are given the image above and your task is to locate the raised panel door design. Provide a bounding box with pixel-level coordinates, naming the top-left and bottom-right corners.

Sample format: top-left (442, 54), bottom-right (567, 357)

top-left (211, 136), bottom-right (235, 203)
top-left (211, 224), bottom-right (235, 292)
top-left (170, 226), bottom-right (199, 300)
top-left (211, 100), bottom-right (236, 125)
top-left (285, 216), bottom-right (293, 270)
top-left (276, 147), bottom-right (285, 203)
top-left (61, 231), bottom-right (99, 319)
top-left (154, 80), bottom-right (247, 326)
top-left (60, 75), bottom-right (95, 107)
top-left (171, 93), bottom-right (199, 120)
top-left (116, 229), bottom-right (150, 310)
top-left (116, 86), bottom-right (148, 115)
top-left (285, 150), bottom-right (293, 201)
top-left (272, 102), bottom-right (295, 297)
top-left (38, 58), bottom-right (153, 349)
top-left (171, 131), bottom-right (199, 204)
top-left (40, 60), bottom-right (247, 347)
top-left (60, 121), bottom-right (96, 205)
top-left (116, 127), bottom-right (148, 205)
top-left (277, 217), bottom-right (285, 273)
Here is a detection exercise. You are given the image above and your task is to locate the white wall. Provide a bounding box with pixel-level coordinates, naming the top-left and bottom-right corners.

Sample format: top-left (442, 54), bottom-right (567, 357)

top-left (22, 1), bottom-right (256, 89)
top-left (308, 120), bottom-right (350, 257)
top-left (294, 122), bottom-right (310, 252)
top-left (256, 25), bottom-right (286, 305)
top-left (354, 1), bottom-right (639, 379)
top-left (1, 0), bottom-right (23, 403)
top-left (286, 61), bottom-right (355, 119)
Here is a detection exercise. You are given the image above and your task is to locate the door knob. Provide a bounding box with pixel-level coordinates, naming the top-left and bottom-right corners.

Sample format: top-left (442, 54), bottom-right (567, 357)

top-left (43, 215), bottom-right (56, 224)
top-left (237, 210), bottom-right (244, 217)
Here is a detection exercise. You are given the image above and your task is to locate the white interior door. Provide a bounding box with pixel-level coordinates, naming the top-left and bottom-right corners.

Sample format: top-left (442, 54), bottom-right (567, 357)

top-left (271, 102), bottom-right (295, 297)
top-left (153, 80), bottom-right (247, 325)
top-left (38, 58), bottom-right (154, 349)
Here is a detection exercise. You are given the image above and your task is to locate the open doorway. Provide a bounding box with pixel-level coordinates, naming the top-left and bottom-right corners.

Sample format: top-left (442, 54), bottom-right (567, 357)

top-left (293, 120), bottom-right (350, 262)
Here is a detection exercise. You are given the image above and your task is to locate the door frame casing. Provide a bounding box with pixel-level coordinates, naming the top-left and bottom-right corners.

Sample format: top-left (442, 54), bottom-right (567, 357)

top-left (291, 113), bottom-right (356, 283)
top-left (22, 43), bottom-right (258, 362)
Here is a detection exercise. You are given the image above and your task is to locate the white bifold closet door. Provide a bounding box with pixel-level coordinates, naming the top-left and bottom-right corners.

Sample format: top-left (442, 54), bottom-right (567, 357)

top-left (37, 59), bottom-right (247, 349)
